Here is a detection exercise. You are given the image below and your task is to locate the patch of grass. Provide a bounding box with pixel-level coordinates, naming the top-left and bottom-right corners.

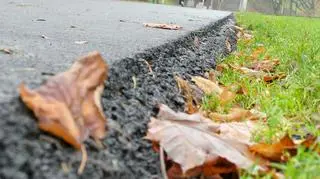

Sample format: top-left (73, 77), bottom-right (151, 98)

top-left (205, 12), bottom-right (320, 178)
top-left (272, 147), bottom-right (320, 179)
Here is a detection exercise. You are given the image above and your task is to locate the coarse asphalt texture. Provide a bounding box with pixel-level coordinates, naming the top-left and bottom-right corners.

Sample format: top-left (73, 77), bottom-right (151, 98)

top-left (0, 0), bottom-right (236, 178)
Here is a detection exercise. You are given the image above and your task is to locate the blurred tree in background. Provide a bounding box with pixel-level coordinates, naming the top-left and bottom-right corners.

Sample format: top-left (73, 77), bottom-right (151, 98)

top-left (131, 0), bottom-right (320, 17)
top-left (271, 0), bottom-right (320, 16)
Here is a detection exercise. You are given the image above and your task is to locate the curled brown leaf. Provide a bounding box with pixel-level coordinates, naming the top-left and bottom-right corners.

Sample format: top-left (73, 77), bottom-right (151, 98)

top-left (225, 37), bottom-right (232, 53)
top-left (250, 59), bottom-right (280, 72)
top-left (250, 46), bottom-right (266, 60)
top-left (143, 23), bottom-right (182, 30)
top-left (263, 73), bottom-right (286, 83)
top-left (249, 135), bottom-right (295, 162)
top-left (19, 51), bottom-right (108, 149)
top-left (175, 76), bottom-right (200, 114)
top-left (192, 76), bottom-right (223, 95)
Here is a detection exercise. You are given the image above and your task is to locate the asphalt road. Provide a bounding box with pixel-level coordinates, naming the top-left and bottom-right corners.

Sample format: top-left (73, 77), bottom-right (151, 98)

top-left (0, 0), bottom-right (230, 101)
top-left (0, 1), bottom-right (236, 178)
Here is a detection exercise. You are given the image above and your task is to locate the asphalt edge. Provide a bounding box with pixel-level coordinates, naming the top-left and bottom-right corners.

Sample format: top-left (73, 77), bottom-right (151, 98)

top-left (0, 13), bottom-right (238, 179)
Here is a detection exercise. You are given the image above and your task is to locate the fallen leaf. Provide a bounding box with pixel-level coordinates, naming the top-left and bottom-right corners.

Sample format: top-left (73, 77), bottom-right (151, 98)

top-left (219, 88), bottom-right (236, 105)
top-left (249, 135), bottom-right (295, 162)
top-left (236, 31), bottom-right (242, 39)
top-left (301, 135), bottom-right (318, 148)
top-left (216, 63), bottom-right (229, 72)
top-left (175, 76), bottom-right (198, 114)
top-left (41, 35), bottom-right (50, 39)
top-left (234, 25), bottom-right (244, 39)
top-left (208, 71), bottom-right (217, 83)
top-left (19, 51), bottom-right (108, 149)
top-left (263, 73), bottom-right (286, 83)
top-left (225, 37), bottom-right (232, 53)
top-left (167, 158), bottom-right (237, 178)
top-left (248, 109), bottom-right (267, 121)
top-left (0, 48), bottom-right (13, 54)
top-left (36, 18), bottom-right (46, 21)
top-left (217, 121), bottom-right (257, 145)
top-left (236, 84), bottom-right (248, 95)
top-left (230, 65), bottom-right (285, 83)
top-left (250, 59), bottom-right (280, 72)
top-left (192, 76), bottom-right (223, 95)
top-left (250, 46), bottom-right (266, 60)
top-left (209, 108), bottom-right (251, 122)
top-left (233, 25), bottom-right (244, 33)
top-left (75, 41), bottom-right (88, 45)
top-left (143, 23), bottom-right (182, 30)
top-left (146, 104), bottom-right (258, 173)
top-left (243, 33), bottom-right (254, 40)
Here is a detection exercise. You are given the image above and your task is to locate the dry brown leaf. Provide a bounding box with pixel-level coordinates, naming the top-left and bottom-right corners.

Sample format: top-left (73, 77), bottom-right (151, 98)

top-left (236, 31), bottom-right (242, 39)
top-left (192, 76), bottom-right (236, 105)
top-left (209, 107), bottom-right (266, 122)
top-left (250, 59), bottom-right (280, 72)
top-left (175, 76), bottom-right (199, 114)
top-left (236, 84), bottom-right (248, 95)
top-left (216, 63), bottom-right (229, 72)
top-left (209, 108), bottom-right (251, 122)
top-left (233, 25), bottom-right (244, 32)
top-left (230, 64), bottom-right (285, 83)
top-left (146, 104), bottom-right (258, 173)
top-left (243, 33), bottom-right (254, 40)
top-left (248, 109), bottom-right (267, 121)
top-left (167, 158), bottom-right (238, 178)
top-left (219, 88), bottom-right (236, 105)
top-left (143, 23), bottom-right (182, 30)
top-left (249, 135), bottom-right (295, 162)
top-left (263, 73), bottom-right (286, 83)
top-left (234, 25), bottom-right (244, 39)
top-left (19, 51), bottom-right (108, 149)
top-left (250, 46), bottom-right (266, 60)
top-left (208, 71), bottom-right (217, 83)
top-left (192, 76), bottom-right (223, 95)
top-left (225, 37), bottom-right (232, 53)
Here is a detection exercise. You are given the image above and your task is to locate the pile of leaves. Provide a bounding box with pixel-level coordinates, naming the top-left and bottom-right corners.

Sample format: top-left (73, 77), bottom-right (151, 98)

top-left (145, 26), bottom-right (320, 178)
top-left (19, 51), bottom-right (108, 174)
top-left (145, 104), bottom-right (319, 178)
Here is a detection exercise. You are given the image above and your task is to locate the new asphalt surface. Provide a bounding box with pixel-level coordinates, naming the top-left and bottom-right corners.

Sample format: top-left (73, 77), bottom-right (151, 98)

top-left (0, 1), bottom-right (235, 178)
top-left (0, 0), bottom-right (230, 101)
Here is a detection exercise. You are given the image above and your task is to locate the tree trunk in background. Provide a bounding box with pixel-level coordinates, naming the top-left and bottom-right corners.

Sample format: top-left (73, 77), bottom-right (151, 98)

top-left (239, 0), bottom-right (248, 11)
top-left (289, 0), bottom-right (293, 15)
top-left (211, 0), bottom-right (221, 9)
top-left (204, 0), bottom-right (211, 9)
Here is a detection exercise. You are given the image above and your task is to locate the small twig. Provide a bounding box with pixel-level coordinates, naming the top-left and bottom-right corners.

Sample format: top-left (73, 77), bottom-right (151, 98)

top-left (61, 162), bottom-right (71, 173)
top-left (143, 60), bottom-right (155, 78)
top-left (143, 60), bottom-right (153, 73)
top-left (41, 72), bottom-right (55, 76)
top-left (160, 145), bottom-right (168, 179)
top-left (132, 76), bottom-right (137, 88)
top-left (0, 48), bottom-right (13, 54)
top-left (77, 145), bottom-right (88, 175)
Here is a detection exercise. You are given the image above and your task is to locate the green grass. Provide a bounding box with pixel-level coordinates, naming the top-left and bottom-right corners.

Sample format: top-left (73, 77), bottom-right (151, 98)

top-left (206, 12), bottom-right (320, 178)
